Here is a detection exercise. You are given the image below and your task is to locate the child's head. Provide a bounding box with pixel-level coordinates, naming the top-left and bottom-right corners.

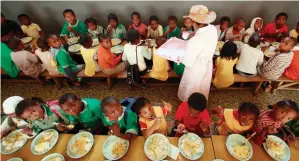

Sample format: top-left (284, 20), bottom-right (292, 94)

top-left (248, 33), bottom-right (261, 48)
top-left (271, 100), bottom-right (298, 124)
top-left (127, 29), bottom-right (140, 44)
top-left (2, 96), bottom-right (24, 117)
top-left (1, 13), bottom-right (6, 24)
top-left (238, 102), bottom-right (260, 126)
top-left (108, 13), bottom-right (118, 28)
top-left (220, 41), bottom-right (237, 60)
top-left (79, 34), bottom-right (92, 49)
top-left (187, 93), bottom-right (207, 118)
top-left (47, 34), bottom-right (62, 49)
top-left (254, 18), bottom-right (263, 31)
top-left (155, 36), bottom-right (166, 48)
top-left (183, 17), bottom-right (193, 28)
top-left (98, 34), bottom-right (112, 49)
top-left (296, 22), bottom-right (299, 32)
top-left (18, 14), bottom-right (31, 26)
top-left (132, 97), bottom-right (153, 119)
top-left (1, 28), bottom-right (14, 42)
top-left (279, 37), bottom-right (297, 53)
top-left (63, 9), bottom-right (76, 24)
top-left (220, 16), bottom-right (230, 31)
top-left (149, 15), bottom-right (159, 30)
top-left (168, 16), bottom-right (177, 30)
top-left (131, 12), bottom-right (141, 27)
top-left (234, 17), bottom-right (245, 32)
top-left (59, 93), bottom-right (83, 116)
top-left (15, 99), bottom-right (45, 120)
top-left (37, 38), bottom-right (50, 52)
top-left (101, 96), bottom-right (123, 121)
top-left (84, 18), bottom-right (97, 31)
top-left (275, 12), bottom-right (288, 28)
top-left (7, 37), bottom-right (24, 52)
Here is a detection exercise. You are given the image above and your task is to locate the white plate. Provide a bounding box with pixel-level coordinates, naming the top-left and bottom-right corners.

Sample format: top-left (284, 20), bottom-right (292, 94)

top-left (225, 134), bottom-right (253, 161)
top-left (264, 46), bottom-right (277, 58)
top-left (271, 42), bottom-right (280, 48)
top-left (68, 44), bottom-right (81, 53)
top-left (41, 153), bottom-right (65, 161)
top-left (21, 37), bottom-right (33, 44)
top-left (178, 133), bottom-right (204, 160)
top-left (111, 38), bottom-right (121, 46)
top-left (1, 130), bottom-right (28, 154)
top-left (144, 133), bottom-right (169, 161)
top-left (6, 158), bottom-right (23, 161)
top-left (111, 45), bottom-right (124, 54)
top-left (30, 129), bottom-right (59, 155)
top-left (67, 131), bottom-right (94, 159)
top-left (263, 135), bottom-right (290, 161)
top-left (102, 135), bottom-right (129, 160)
top-left (68, 37), bottom-right (79, 45)
top-left (92, 39), bottom-right (99, 47)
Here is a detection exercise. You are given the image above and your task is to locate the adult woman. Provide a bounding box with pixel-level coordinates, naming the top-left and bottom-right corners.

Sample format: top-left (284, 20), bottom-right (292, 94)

top-left (178, 5), bottom-right (218, 101)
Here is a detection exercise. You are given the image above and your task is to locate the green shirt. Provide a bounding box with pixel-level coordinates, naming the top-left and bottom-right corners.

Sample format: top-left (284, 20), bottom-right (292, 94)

top-left (108, 24), bottom-right (126, 39)
top-left (174, 62), bottom-right (185, 75)
top-left (164, 26), bottom-right (180, 39)
top-left (60, 20), bottom-right (88, 37)
top-left (56, 48), bottom-right (77, 74)
top-left (88, 25), bottom-right (106, 39)
top-left (1, 42), bottom-right (20, 78)
top-left (101, 106), bottom-right (138, 135)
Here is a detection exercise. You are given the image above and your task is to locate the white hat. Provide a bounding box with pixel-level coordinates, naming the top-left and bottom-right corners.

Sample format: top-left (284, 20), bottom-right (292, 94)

top-left (2, 96), bottom-right (24, 114)
top-left (183, 5), bottom-right (216, 24)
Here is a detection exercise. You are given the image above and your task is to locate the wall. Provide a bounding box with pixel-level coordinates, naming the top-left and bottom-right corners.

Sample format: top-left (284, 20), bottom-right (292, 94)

top-left (1, 1), bottom-right (298, 34)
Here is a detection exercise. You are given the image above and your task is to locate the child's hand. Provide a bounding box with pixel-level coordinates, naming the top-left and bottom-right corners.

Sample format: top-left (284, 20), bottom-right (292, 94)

top-left (0, 130), bottom-right (9, 139)
top-left (198, 119), bottom-right (209, 133)
top-left (211, 106), bottom-right (224, 115)
top-left (177, 123), bottom-right (186, 133)
top-left (163, 101), bottom-right (172, 113)
top-left (266, 126), bottom-right (278, 134)
top-left (56, 123), bottom-right (67, 132)
top-left (21, 127), bottom-right (33, 136)
top-left (67, 26), bottom-right (75, 33)
top-left (187, 32), bottom-right (195, 39)
top-left (107, 25), bottom-right (113, 34)
top-left (110, 122), bottom-right (121, 136)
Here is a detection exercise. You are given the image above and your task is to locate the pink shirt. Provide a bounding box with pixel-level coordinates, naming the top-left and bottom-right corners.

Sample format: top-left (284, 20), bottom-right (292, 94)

top-left (261, 22), bottom-right (288, 42)
top-left (128, 23), bottom-right (147, 37)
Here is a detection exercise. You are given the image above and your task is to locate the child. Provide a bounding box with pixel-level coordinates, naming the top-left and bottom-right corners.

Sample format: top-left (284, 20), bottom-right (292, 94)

top-left (225, 17), bottom-right (246, 41)
top-left (174, 93), bottom-right (211, 137)
top-left (163, 16), bottom-right (180, 39)
top-left (289, 22), bottom-right (299, 39)
top-left (147, 15), bottom-right (163, 39)
top-left (216, 16), bottom-right (230, 41)
top-left (213, 41), bottom-right (238, 88)
top-left (258, 37), bottom-right (296, 80)
top-left (180, 17), bottom-right (194, 39)
top-left (18, 14), bottom-right (42, 39)
top-left (2, 13), bottom-right (23, 38)
top-left (84, 17), bottom-right (106, 39)
top-left (236, 33), bottom-right (264, 77)
top-left (128, 12), bottom-right (148, 39)
top-left (284, 37), bottom-right (299, 80)
top-left (35, 38), bottom-right (59, 75)
top-left (107, 13), bottom-right (126, 39)
top-left (212, 102), bottom-right (260, 135)
top-left (244, 17), bottom-right (263, 43)
top-left (253, 100), bottom-right (298, 145)
top-left (60, 9), bottom-right (88, 38)
top-left (132, 97), bottom-right (172, 138)
top-left (97, 34), bottom-right (127, 75)
top-left (59, 93), bottom-right (102, 133)
top-left (100, 96), bottom-right (138, 140)
top-left (149, 36), bottom-right (170, 81)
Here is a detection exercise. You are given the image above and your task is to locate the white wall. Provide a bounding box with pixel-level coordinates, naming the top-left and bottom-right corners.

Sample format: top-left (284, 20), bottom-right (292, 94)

top-left (1, 1), bottom-right (298, 34)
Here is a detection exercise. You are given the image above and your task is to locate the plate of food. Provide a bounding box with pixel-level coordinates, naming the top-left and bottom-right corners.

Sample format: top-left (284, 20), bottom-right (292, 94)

top-left (41, 153), bottom-right (65, 161)
top-left (21, 37), bottom-right (33, 44)
top-left (30, 129), bottom-right (59, 155)
top-left (225, 134), bottom-right (253, 161)
top-left (92, 39), bottom-right (99, 47)
top-left (111, 38), bottom-right (121, 46)
top-left (178, 133), bottom-right (204, 160)
top-left (1, 130), bottom-right (28, 154)
top-left (67, 131), bottom-right (94, 159)
top-left (102, 135), bottom-right (129, 160)
top-left (215, 41), bottom-right (225, 56)
top-left (6, 158), bottom-right (23, 161)
top-left (111, 45), bottom-right (124, 54)
top-left (144, 133), bottom-right (170, 161)
top-left (263, 135), bottom-right (290, 161)
top-left (264, 46), bottom-right (277, 58)
top-left (68, 37), bottom-right (79, 45)
top-left (68, 44), bottom-right (81, 53)
top-left (271, 42), bottom-right (280, 48)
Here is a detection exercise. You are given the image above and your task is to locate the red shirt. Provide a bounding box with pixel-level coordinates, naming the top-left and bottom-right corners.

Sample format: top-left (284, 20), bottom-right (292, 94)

top-left (128, 23), bottom-right (147, 38)
top-left (261, 22), bottom-right (288, 42)
top-left (284, 50), bottom-right (299, 80)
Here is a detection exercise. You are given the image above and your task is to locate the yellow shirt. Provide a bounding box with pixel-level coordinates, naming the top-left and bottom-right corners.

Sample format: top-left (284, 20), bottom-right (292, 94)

top-left (80, 47), bottom-right (97, 76)
top-left (213, 57), bottom-right (238, 88)
top-left (21, 23), bottom-right (41, 39)
top-left (289, 29), bottom-right (299, 39)
top-left (149, 48), bottom-right (169, 81)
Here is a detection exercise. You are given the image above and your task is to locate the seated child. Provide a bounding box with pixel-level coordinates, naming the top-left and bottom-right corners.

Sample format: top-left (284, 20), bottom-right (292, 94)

top-left (132, 97), bottom-right (172, 138)
top-left (107, 13), bottom-right (126, 39)
top-left (286, 117), bottom-right (299, 137)
top-left (0, 96), bottom-right (28, 139)
top-left (163, 16), bottom-right (180, 39)
top-left (149, 36), bottom-right (170, 81)
top-left (244, 17), bottom-right (263, 43)
top-left (128, 12), bottom-right (148, 39)
top-left (213, 41), bottom-right (238, 88)
top-left (212, 102), bottom-right (260, 135)
top-left (59, 93), bottom-right (102, 133)
top-left (225, 17), bottom-right (246, 41)
top-left (18, 14), bottom-right (42, 39)
top-left (60, 9), bottom-right (88, 38)
top-left (253, 100), bottom-right (298, 145)
top-left (180, 17), bottom-right (194, 39)
top-left (147, 15), bottom-right (163, 39)
top-left (100, 96), bottom-right (138, 140)
top-left (174, 93), bottom-right (211, 137)
top-left (216, 16), bottom-right (230, 41)
top-left (236, 33), bottom-right (264, 77)
top-left (2, 13), bottom-right (23, 38)
top-left (98, 34), bottom-right (127, 75)
top-left (289, 22), bottom-right (299, 39)
top-left (284, 39), bottom-right (299, 80)
top-left (85, 17), bottom-right (106, 39)
top-left (258, 37), bottom-right (296, 80)
top-left (35, 38), bottom-right (59, 75)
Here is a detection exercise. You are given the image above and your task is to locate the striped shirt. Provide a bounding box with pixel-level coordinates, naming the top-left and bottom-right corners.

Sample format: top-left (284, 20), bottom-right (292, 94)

top-left (259, 51), bottom-right (294, 80)
top-left (255, 110), bottom-right (283, 134)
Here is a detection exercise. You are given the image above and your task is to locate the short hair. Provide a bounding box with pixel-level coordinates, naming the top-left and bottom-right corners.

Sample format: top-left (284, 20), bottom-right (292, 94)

top-left (79, 34), bottom-right (92, 47)
top-left (101, 96), bottom-right (119, 111)
top-left (37, 38), bottom-right (50, 51)
top-left (287, 37), bottom-right (297, 47)
top-left (297, 35), bottom-right (299, 43)
top-left (220, 41), bottom-right (238, 60)
top-left (149, 15), bottom-right (159, 23)
top-left (297, 21), bottom-right (299, 26)
top-left (15, 99), bottom-right (41, 117)
top-left (1, 13), bottom-right (5, 17)
top-left (108, 13), bottom-right (118, 22)
top-left (17, 14), bottom-right (30, 20)
top-left (248, 33), bottom-right (261, 48)
top-left (236, 17), bottom-right (245, 24)
top-left (84, 17), bottom-right (97, 26)
top-left (131, 12), bottom-right (141, 19)
top-left (238, 102), bottom-right (261, 120)
top-left (220, 16), bottom-right (230, 24)
top-left (59, 93), bottom-right (79, 105)
top-left (7, 37), bottom-right (22, 50)
top-left (168, 16), bottom-right (177, 22)
top-left (274, 100), bottom-right (299, 114)
top-left (132, 97), bottom-right (151, 114)
top-left (275, 12), bottom-right (288, 20)
top-left (127, 29), bottom-right (140, 44)
top-left (187, 93), bottom-right (207, 111)
top-left (1, 27), bottom-right (10, 38)
top-left (63, 9), bottom-right (75, 16)
top-left (98, 33), bottom-right (110, 42)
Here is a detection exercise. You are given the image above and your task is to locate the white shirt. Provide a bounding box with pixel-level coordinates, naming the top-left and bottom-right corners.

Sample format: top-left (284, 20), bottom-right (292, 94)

top-left (215, 25), bottom-right (227, 41)
top-left (35, 48), bottom-right (59, 75)
top-left (1, 116), bottom-right (28, 132)
top-left (236, 44), bottom-right (264, 74)
top-left (147, 25), bottom-right (163, 39)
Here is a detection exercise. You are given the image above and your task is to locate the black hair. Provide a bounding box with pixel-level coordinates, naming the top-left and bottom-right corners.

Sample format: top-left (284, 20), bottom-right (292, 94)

top-left (84, 17), bottom-right (97, 26)
top-left (238, 102), bottom-right (261, 120)
top-left (7, 37), bottom-right (22, 50)
top-left (17, 14), bottom-right (30, 20)
top-left (275, 12), bottom-right (288, 20)
top-left (108, 13), bottom-right (118, 22)
top-left (63, 9), bottom-right (75, 16)
top-left (248, 33), bottom-right (261, 48)
top-left (98, 33), bottom-right (110, 42)
top-left (79, 34), bottom-right (92, 47)
top-left (101, 96), bottom-right (119, 111)
top-left (37, 38), bottom-right (50, 51)
top-left (220, 16), bottom-right (230, 25)
top-left (1, 27), bottom-right (10, 38)
top-left (59, 93), bottom-right (79, 105)
top-left (155, 36), bottom-right (166, 46)
top-left (1, 13), bottom-right (4, 17)
top-left (297, 35), bottom-right (299, 43)
top-left (131, 12), bottom-right (141, 19)
top-left (132, 97), bottom-right (151, 114)
top-left (127, 29), bottom-right (140, 44)
top-left (236, 17), bottom-right (245, 24)
top-left (149, 15), bottom-right (159, 23)
top-left (187, 93), bottom-right (207, 112)
top-left (168, 16), bottom-right (177, 22)
top-left (220, 41), bottom-right (237, 60)
top-left (15, 99), bottom-right (43, 117)
top-left (269, 100), bottom-right (299, 114)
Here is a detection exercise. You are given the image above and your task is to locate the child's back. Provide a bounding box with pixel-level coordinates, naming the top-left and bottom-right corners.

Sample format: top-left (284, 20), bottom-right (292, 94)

top-left (79, 34), bottom-right (98, 77)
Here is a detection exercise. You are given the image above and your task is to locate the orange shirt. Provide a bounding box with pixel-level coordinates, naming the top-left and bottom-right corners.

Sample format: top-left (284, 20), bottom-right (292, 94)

top-left (97, 45), bottom-right (121, 69)
top-left (284, 50), bottom-right (299, 80)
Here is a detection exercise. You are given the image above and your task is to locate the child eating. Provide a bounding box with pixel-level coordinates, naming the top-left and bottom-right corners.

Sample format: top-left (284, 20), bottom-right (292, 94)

top-left (60, 9), bottom-right (88, 38)
top-left (18, 14), bottom-right (42, 39)
top-left (163, 16), bottom-right (180, 39)
top-left (147, 15), bottom-right (163, 39)
top-left (289, 22), bottom-right (299, 39)
top-left (244, 17), bottom-right (263, 43)
top-left (216, 16), bottom-right (230, 41)
top-left (100, 96), bottom-right (138, 140)
top-left (128, 12), bottom-right (148, 39)
top-left (107, 13), bottom-right (126, 39)
top-left (132, 97), bottom-right (172, 138)
top-left (85, 17), bottom-right (106, 39)
top-left (180, 17), bottom-right (194, 39)
top-left (225, 17), bottom-right (246, 41)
